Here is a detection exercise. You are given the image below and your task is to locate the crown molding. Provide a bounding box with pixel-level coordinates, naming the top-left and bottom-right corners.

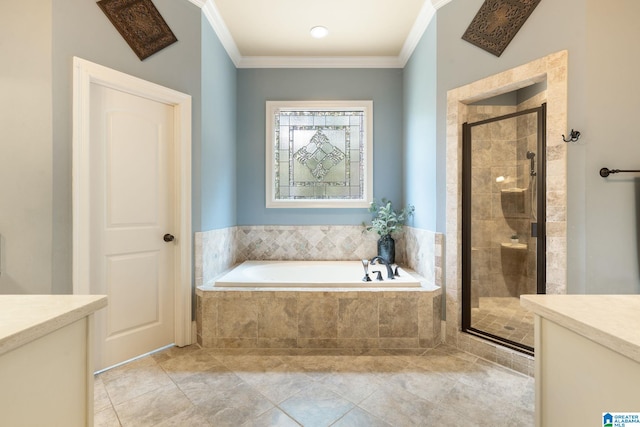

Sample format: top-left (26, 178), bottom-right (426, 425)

top-left (431, 0), bottom-right (454, 9)
top-left (238, 56), bottom-right (403, 69)
top-left (398, 1), bottom-right (437, 67)
top-left (201, 0), bottom-right (241, 67)
top-left (197, 0), bottom-right (449, 69)
top-left (186, 0), bottom-right (206, 7)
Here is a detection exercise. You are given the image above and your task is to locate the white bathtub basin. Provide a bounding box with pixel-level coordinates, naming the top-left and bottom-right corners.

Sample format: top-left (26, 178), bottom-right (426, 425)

top-left (214, 260), bottom-right (428, 288)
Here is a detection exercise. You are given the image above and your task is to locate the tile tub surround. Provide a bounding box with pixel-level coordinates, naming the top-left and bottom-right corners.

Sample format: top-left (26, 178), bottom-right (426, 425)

top-left (196, 287), bottom-right (442, 350)
top-left (195, 225), bottom-right (442, 288)
top-left (235, 225), bottom-right (405, 263)
top-left (194, 226), bottom-right (445, 352)
top-left (195, 227), bottom-right (236, 287)
top-left (404, 226), bottom-right (444, 288)
top-left (193, 225), bottom-right (533, 374)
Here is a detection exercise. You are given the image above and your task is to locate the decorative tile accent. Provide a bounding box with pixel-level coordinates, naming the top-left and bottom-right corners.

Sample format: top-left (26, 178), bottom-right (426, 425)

top-left (235, 225), bottom-right (401, 263)
top-left (195, 225), bottom-right (439, 287)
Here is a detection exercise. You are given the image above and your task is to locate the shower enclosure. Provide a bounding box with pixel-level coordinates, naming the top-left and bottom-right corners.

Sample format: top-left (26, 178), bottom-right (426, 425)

top-left (462, 103), bottom-right (546, 355)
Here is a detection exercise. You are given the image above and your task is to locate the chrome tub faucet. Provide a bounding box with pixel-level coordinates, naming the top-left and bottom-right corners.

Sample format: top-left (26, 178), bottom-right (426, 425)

top-left (370, 256), bottom-right (395, 280)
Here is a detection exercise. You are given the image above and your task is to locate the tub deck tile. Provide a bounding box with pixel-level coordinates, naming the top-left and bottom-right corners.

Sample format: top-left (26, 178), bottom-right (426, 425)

top-left (298, 297), bottom-right (338, 339)
top-left (337, 299), bottom-right (378, 339)
top-left (197, 283), bottom-right (442, 351)
top-left (379, 298), bottom-right (419, 338)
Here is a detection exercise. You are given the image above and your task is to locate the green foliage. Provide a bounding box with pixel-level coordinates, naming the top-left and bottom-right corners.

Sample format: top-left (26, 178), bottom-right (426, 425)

top-left (363, 198), bottom-right (415, 237)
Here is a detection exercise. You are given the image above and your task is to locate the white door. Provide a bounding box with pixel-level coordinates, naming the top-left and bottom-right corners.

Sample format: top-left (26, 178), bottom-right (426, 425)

top-left (73, 57), bottom-right (192, 373)
top-left (90, 84), bottom-right (176, 371)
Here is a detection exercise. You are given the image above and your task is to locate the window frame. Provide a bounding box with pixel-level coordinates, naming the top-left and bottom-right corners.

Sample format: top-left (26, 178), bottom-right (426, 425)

top-left (265, 100), bottom-right (374, 208)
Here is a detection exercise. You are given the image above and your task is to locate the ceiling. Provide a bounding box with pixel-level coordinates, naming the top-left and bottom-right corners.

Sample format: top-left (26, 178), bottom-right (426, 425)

top-left (195, 0), bottom-right (451, 68)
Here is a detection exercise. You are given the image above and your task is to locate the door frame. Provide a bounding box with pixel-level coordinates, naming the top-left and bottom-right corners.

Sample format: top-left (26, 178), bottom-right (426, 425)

top-left (71, 57), bottom-right (192, 347)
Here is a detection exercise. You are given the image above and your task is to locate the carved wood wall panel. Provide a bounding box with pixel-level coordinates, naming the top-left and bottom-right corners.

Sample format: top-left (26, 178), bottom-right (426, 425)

top-left (97, 0), bottom-right (177, 60)
top-left (462, 0), bottom-right (541, 57)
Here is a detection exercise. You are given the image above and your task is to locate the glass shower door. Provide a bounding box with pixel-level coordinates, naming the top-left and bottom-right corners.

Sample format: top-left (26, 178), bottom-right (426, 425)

top-left (462, 105), bottom-right (546, 354)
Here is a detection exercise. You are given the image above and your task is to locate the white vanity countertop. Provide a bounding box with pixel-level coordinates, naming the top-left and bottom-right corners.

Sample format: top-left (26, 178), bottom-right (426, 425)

top-left (521, 294), bottom-right (640, 363)
top-left (0, 294), bottom-right (107, 357)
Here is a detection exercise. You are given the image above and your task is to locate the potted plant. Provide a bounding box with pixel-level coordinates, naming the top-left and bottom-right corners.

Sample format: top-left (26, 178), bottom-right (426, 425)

top-left (363, 198), bottom-right (415, 264)
top-left (511, 234), bottom-right (519, 244)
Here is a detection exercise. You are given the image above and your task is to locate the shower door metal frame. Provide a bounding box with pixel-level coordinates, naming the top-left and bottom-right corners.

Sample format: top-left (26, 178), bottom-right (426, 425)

top-left (461, 103), bottom-right (546, 355)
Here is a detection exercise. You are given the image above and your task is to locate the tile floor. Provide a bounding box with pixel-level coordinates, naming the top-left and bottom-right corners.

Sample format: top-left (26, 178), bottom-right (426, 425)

top-left (95, 344), bottom-right (534, 427)
top-left (471, 297), bottom-right (535, 348)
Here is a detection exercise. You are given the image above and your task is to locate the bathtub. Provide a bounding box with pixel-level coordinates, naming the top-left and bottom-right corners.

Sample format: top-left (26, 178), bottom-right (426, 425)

top-left (214, 260), bottom-right (431, 288)
top-left (196, 260), bottom-right (442, 350)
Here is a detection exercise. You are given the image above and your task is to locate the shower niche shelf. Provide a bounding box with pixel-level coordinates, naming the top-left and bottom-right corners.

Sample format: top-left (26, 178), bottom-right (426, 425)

top-left (500, 187), bottom-right (526, 194)
top-left (501, 242), bottom-right (528, 250)
top-left (500, 187), bottom-right (528, 218)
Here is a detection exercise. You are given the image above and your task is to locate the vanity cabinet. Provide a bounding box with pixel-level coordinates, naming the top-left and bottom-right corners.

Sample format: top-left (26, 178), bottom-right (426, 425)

top-left (0, 295), bottom-right (107, 427)
top-left (521, 295), bottom-right (640, 427)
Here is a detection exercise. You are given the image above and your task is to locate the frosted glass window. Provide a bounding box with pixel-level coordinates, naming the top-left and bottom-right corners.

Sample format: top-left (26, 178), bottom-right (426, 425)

top-left (266, 101), bottom-right (373, 208)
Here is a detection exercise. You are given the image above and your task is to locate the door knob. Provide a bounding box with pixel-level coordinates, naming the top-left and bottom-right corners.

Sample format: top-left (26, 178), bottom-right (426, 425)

top-left (163, 233), bottom-right (175, 242)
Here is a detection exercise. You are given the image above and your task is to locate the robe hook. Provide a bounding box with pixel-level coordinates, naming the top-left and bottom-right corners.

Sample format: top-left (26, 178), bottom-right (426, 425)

top-left (562, 129), bottom-right (581, 143)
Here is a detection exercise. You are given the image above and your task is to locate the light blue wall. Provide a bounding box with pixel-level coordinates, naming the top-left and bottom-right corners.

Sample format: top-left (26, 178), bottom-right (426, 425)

top-left (200, 17), bottom-right (237, 230)
top-left (52, 0), bottom-right (202, 293)
top-left (403, 18), bottom-right (438, 231)
top-left (435, 0), bottom-right (588, 288)
top-left (434, 0), bottom-right (587, 237)
top-left (428, 0), bottom-right (640, 294)
top-left (18, 0), bottom-right (640, 296)
top-left (236, 68), bottom-right (404, 226)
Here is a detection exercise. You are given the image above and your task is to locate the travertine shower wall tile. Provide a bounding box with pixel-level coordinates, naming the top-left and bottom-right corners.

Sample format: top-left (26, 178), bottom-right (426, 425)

top-left (445, 51), bottom-right (567, 374)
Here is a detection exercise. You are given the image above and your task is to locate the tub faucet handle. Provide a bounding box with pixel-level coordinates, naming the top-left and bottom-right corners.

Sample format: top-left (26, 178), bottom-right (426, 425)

top-left (392, 264), bottom-right (400, 277)
top-left (361, 259), bottom-right (372, 282)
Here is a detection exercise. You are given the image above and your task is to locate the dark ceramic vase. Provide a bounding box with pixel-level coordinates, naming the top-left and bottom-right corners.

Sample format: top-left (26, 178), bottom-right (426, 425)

top-left (377, 235), bottom-right (395, 264)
